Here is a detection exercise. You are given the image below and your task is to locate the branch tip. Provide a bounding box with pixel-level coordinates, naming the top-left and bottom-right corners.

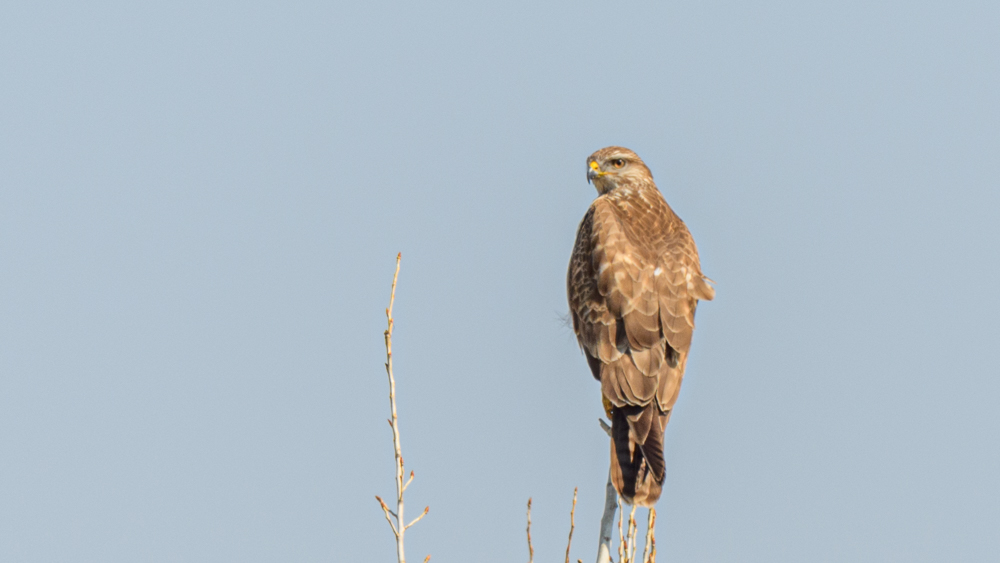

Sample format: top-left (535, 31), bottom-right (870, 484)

top-left (404, 505), bottom-right (429, 530)
top-left (598, 418), bottom-right (612, 437)
top-left (526, 498), bottom-right (534, 563)
top-left (565, 487), bottom-right (578, 563)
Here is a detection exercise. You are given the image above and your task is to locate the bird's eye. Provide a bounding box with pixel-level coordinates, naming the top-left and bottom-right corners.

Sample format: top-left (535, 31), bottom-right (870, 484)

top-left (611, 159), bottom-right (626, 169)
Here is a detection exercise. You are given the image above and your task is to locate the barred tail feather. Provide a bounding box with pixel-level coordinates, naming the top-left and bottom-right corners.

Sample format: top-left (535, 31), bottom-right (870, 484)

top-left (609, 406), bottom-right (667, 507)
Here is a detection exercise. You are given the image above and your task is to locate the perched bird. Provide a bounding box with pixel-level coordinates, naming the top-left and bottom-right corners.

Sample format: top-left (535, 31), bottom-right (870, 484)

top-left (568, 147), bottom-right (714, 506)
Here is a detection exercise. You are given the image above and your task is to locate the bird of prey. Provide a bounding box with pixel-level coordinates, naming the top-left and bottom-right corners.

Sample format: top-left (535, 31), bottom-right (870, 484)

top-left (568, 146), bottom-right (714, 506)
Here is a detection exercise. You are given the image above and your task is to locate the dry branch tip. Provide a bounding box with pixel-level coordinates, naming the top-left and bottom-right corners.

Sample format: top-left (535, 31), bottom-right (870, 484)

top-left (565, 487), bottom-right (578, 563)
top-left (526, 498), bottom-right (534, 563)
top-left (598, 418), bottom-right (612, 437)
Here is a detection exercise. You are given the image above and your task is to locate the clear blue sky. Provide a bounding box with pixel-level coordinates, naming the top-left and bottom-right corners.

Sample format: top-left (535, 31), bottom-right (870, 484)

top-left (2, 2), bottom-right (998, 561)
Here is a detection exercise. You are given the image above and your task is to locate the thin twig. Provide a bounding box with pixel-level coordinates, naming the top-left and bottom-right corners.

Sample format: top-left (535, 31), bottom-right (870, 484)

top-left (617, 498), bottom-right (625, 563)
top-left (642, 509), bottom-right (656, 563)
top-left (376, 495), bottom-right (399, 536)
top-left (374, 253), bottom-right (428, 563)
top-left (376, 495), bottom-right (399, 519)
top-left (405, 506), bottom-right (429, 530)
top-left (386, 253), bottom-right (405, 560)
top-left (627, 504), bottom-right (638, 563)
top-left (565, 487), bottom-right (578, 563)
top-left (527, 498), bottom-right (534, 563)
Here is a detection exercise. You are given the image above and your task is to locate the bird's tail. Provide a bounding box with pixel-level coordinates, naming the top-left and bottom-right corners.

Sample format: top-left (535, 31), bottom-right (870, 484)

top-left (610, 405), bottom-right (668, 507)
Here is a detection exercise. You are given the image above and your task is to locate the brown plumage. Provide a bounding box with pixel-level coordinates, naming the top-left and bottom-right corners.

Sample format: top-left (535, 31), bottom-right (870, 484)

top-left (568, 147), bottom-right (714, 506)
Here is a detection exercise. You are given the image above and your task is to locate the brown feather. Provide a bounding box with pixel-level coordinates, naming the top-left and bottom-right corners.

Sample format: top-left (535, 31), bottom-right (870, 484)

top-left (568, 146), bottom-right (714, 506)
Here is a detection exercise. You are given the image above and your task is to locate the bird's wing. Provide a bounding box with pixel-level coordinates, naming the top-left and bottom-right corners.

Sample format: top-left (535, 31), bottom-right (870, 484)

top-left (650, 207), bottom-right (714, 358)
top-left (569, 198), bottom-right (660, 408)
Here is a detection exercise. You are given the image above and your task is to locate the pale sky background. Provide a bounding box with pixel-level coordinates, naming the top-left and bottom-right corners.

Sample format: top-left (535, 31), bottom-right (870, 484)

top-left (2, 2), bottom-right (999, 562)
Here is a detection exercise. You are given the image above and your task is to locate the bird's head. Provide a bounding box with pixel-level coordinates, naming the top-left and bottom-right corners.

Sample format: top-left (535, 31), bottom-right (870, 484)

top-left (586, 146), bottom-right (653, 195)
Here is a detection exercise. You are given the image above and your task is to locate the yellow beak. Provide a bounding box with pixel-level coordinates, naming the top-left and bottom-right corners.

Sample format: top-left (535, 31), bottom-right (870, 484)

top-left (587, 160), bottom-right (605, 183)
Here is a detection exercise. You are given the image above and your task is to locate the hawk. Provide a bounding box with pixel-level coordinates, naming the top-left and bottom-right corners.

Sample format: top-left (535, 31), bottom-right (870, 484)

top-left (568, 146), bottom-right (714, 506)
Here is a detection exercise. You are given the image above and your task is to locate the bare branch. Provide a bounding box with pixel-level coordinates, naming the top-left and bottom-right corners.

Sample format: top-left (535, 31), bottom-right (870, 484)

top-left (375, 253), bottom-right (427, 563)
top-left (405, 506), bottom-right (429, 530)
top-left (598, 418), bottom-right (612, 438)
top-left (615, 500), bottom-right (641, 563)
top-left (617, 498), bottom-right (625, 563)
top-left (526, 498), bottom-right (535, 563)
top-left (375, 496), bottom-right (399, 537)
top-left (642, 509), bottom-right (656, 563)
top-left (595, 471), bottom-right (617, 563)
top-left (627, 504), bottom-right (638, 563)
top-left (565, 487), bottom-right (578, 563)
